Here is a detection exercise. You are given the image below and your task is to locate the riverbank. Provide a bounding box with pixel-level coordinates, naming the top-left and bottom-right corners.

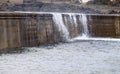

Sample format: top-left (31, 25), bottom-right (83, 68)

top-left (40, 3), bottom-right (120, 14)
top-left (79, 4), bottom-right (120, 14)
top-left (0, 2), bottom-right (120, 14)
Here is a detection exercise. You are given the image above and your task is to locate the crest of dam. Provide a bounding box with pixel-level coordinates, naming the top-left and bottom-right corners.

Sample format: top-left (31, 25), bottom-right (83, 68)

top-left (0, 12), bottom-right (120, 51)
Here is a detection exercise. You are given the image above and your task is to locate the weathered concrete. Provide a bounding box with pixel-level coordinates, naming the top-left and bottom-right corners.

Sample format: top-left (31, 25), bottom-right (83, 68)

top-left (88, 15), bottom-right (120, 37)
top-left (0, 12), bottom-right (119, 51)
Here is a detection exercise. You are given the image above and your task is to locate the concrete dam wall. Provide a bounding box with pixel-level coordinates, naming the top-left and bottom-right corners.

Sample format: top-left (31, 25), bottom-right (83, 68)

top-left (0, 12), bottom-right (120, 51)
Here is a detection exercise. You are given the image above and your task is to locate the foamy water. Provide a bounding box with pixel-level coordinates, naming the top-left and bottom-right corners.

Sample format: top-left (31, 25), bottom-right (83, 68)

top-left (53, 13), bottom-right (70, 41)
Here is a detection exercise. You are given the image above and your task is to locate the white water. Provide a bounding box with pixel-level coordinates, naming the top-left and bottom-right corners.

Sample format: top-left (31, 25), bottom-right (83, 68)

top-left (82, 0), bottom-right (91, 3)
top-left (79, 0), bottom-right (91, 3)
top-left (80, 14), bottom-right (89, 38)
top-left (13, 11), bottom-right (120, 42)
top-left (52, 13), bottom-right (120, 42)
top-left (68, 14), bottom-right (89, 38)
top-left (78, 0), bottom-right (82, 3)
top-left (72, 36), bottom-right (120, 42)
top-left (52, 13), bottom-right (70, 41)
top-left (53, 13), bottom-right (90, 41)
top-left (68, 13), bottom-right (78, 27)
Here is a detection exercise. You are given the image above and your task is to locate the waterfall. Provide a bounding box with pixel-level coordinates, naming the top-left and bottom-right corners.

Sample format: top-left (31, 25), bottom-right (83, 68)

top-left (78, 0), bottom-right (82, 3)
top-left (53, 13), bottom-right (89, 41)
top-left (69, 14), bottom-right (78, 27)
top-left (52, 13), bottom-right (70, 41)
top-left (79, 14), bottom-right (89, 38)
top-left (66, 13), bottom-right (89, 38)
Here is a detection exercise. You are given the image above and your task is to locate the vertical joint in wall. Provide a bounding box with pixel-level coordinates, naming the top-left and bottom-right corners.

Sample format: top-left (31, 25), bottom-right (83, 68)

top-left (115, 16), bottom-right (120, 37)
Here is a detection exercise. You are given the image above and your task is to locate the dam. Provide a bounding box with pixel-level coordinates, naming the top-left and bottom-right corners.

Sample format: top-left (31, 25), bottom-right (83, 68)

top-left (0, 12), bottom-right (120, 51)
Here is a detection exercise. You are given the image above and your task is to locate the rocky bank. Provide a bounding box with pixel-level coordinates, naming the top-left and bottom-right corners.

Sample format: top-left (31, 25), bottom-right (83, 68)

top-left (0, 2), bottom-right (119, 14)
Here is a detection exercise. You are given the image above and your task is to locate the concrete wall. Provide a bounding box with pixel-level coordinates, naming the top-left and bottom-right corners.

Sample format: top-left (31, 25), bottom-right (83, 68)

top-left (0, 16), bottom-right (21, 51)
top-left (88, 15), bottom-right (119, 37)
top-left (0, 12), bottom-right (119, 51)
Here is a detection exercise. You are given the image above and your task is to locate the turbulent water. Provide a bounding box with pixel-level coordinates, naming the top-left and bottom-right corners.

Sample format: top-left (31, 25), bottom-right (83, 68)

top-left (14, 11), bottom-right (120, 42)
top-left (52, 12), bottom-right (120, 42)
top-left (53, 13), bottom-right (89, 41)
top-left (53, 13), bottom-right (70, 41)
top-left (80, 14), bottom-right (89, 38)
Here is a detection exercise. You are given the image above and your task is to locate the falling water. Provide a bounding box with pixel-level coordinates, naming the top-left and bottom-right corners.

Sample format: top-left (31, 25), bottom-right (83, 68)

top-left (73, 15), bottom-right (78, 26)
top-left (69, 14), bottom-right (78, 27)
top-left (79, 14), bottom-right (89, 38)
top-left (53, 13), bottom-right (89, 41)
top-left (63, 13), bottom-right (77, 26)
top-left (78, 0), bottom-right (82, 3)
top-left (81, 0), bottom-right (90, 3)
top-left (67, 13), bottom-right (89, 38)
top-left (52, 13), bottom-right (70, 41)
top-left (51, 12), bottom-right (120, 42)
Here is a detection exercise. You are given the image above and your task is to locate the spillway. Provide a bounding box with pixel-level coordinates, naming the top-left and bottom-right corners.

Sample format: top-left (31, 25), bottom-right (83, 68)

top-left (0, 12), bottom-right (120, 51)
